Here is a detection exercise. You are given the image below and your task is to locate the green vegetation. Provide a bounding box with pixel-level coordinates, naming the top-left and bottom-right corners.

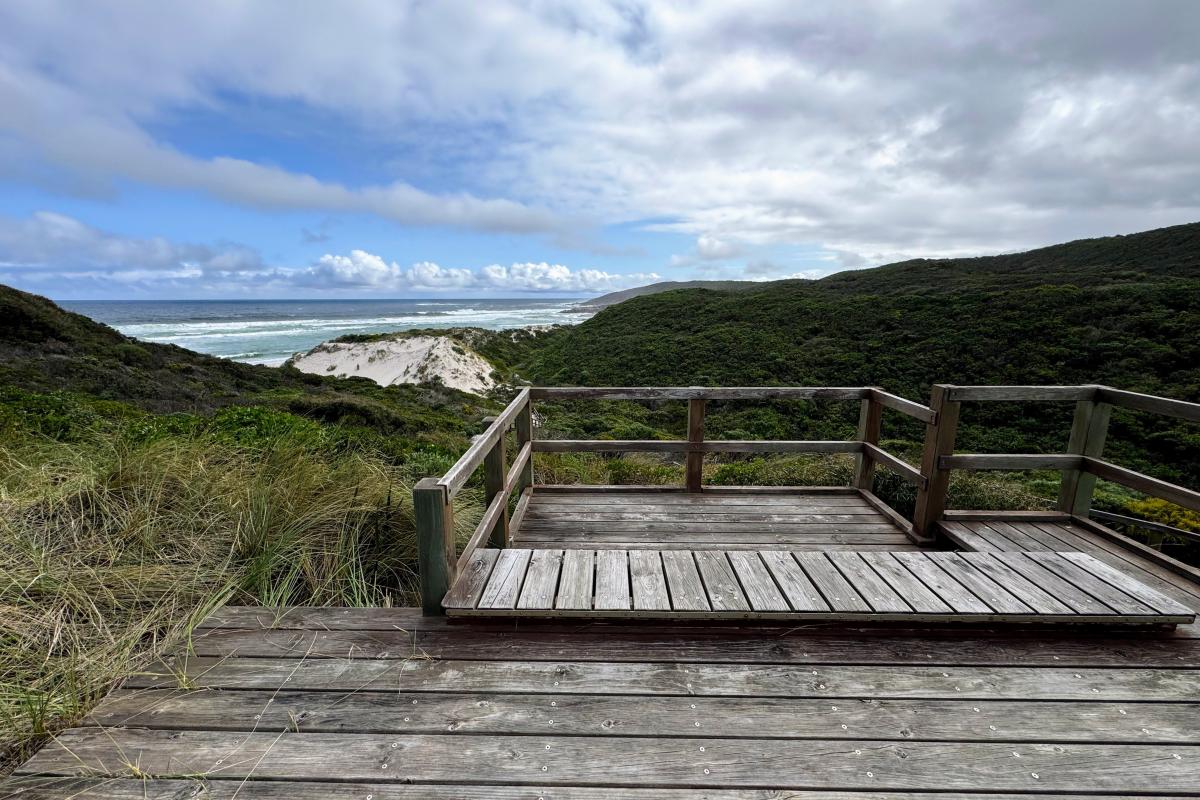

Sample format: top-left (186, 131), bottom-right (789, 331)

top-left (0, 386), bottom-right (497, 768)
top-left (0, 286), bottom-right (506, 768)
top-left (527, 222), bottom-right (1200, 515)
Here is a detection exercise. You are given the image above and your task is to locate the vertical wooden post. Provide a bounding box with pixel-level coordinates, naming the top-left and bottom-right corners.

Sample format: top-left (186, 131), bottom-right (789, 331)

top-left (414, 477), bottom-right (455, 615)
top-left (483, 429), bottom-right (510, 547)
top-left (515, 395), bottom-right (534, 495)
top-left (912, 384), bottom-right (960, 543)
top-left (1058, 398), bottom-right (1111, 516)
top-left (686, 398), bottom-right (706, 493)
top-left (852, 393), bottom-right (883, 490)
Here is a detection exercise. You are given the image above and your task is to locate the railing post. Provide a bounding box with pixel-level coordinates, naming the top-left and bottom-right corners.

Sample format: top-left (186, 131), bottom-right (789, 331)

top-left (686, 397), bottom-right (706, 492)
top-left (482, 424), bottom-right (510, 547)
top-left (853, 392), bottom-right (883, 490)
top-left (414, 477), bottom-right (455, 615)
top-left (1058, 397), bottom-right (1111, 516)
top-left (515, 395), bottom-right (534, 495)
top-left (912, 384), bottom-right (960, 542)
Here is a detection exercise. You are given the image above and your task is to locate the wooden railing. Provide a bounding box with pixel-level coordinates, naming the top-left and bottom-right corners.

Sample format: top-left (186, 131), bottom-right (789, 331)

top-left (414, 385), bottom-right (935, 611)
top-left (528, 386), bottom-right (932, 493)
top-left (912, 384), bottom-right (1200, 538)
top-left (415, 382), bottom-right (1199, 613)
top-left (413, 388), bottom-right (533, 613)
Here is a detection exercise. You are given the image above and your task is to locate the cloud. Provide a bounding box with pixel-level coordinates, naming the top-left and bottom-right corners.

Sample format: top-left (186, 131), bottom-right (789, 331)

top-left (2, 1), bottom-right (1200, 271)
top-left (696, 235), bottom-right (740, 260)
top-left (300, 250), bottom-right (657, 293)
top-left (0, 212), bottom-right (656, 296)
top-left (670, 233), bottom-right (743, 267)
top-left (0, 60), bottom-right (562, 237)
top-left (0, 211), bottom-right (265, 277)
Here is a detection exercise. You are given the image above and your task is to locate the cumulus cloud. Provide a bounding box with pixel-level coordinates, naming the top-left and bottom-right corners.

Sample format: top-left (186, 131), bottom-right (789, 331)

top-left (2, 1), bottom-right (1200, 271)
top-left (299, 250), bottom-right (657, 293)
top-left (670, 234), bottom-right (744, 267)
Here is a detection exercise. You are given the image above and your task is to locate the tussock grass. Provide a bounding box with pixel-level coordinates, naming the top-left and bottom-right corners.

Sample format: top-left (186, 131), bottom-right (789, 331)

top-left (0, 426), bottom-right (438, 770)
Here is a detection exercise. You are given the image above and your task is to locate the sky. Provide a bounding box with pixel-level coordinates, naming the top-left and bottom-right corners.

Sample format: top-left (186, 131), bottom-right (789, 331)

top-left (1, 1), bottom-right (1199, 300)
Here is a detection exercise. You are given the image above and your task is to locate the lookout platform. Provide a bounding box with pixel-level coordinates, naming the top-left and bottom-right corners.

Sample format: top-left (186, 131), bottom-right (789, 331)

top-left (7, 383), bottom-right (1200, 797)
top-left (446, 487), bottom-right (1194, 625)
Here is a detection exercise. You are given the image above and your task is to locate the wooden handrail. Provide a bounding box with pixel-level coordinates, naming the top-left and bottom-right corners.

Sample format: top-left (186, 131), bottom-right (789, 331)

top-left (417, 388), bottom-right (533, 614)
top-left (420, 382), bottom-right (1197, 613)
top-left (530, 385), bottom-right (932, 542)
top-left (1089, 510), bottom-right (1200, 544)
top-left (1096, 387), bottom-right (1200, 422)
top-left (531, 386), bottom-right (872, 401)
top-left (862, 443), bottom-right (923, 485)
top-left (532, 439), bottom-right (863, 454)
top-left (438, 388), bottom-right (530, 497)
top-left (1083, 457), bottom-right (1200, 515)
top-left (947, 385), bottom-right (1098, 402)
top-left (870, 388), bottom-right (937, 424)
top-left (916, 384), bottom-right (1199, 544)
top-left (940, 453), bottom-right (1083, 470)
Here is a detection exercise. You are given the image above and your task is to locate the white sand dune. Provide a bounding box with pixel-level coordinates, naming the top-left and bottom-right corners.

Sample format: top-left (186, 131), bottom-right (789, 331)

top-left (289, 335), bottom-right (496, 394)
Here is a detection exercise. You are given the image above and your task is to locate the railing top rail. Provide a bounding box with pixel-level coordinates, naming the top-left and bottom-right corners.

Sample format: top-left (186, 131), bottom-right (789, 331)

top-left (870, 388), bottom-right (936, 423)
top-left (529, 386), bottom-right (873, 401)
top-left (438, 387), bottom-right (529, 498)
top-left (945, 384), bottom-right (1200, 422)
top-left (946, 385), bottom-right (1100, 402)
top-left (1096, 387), bottom-right (1200, 423)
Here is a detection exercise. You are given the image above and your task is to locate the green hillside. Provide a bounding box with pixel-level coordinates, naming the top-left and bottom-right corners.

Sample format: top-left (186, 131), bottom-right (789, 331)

top-left (0, 284), bottom-right (496, 446)
top-left (527, 222), bottom-right (1200, 489)
top-left (533, 222), bottom-right (1200, 388)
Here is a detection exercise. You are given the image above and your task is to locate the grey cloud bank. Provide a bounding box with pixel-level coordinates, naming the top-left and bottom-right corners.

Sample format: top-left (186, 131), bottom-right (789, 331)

top-left (1, 0), bottom-right (1198, 293)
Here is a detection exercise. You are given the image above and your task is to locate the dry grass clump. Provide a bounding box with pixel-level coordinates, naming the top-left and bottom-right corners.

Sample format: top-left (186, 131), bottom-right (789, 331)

top-left (0, 429), bottom-right (430, 770)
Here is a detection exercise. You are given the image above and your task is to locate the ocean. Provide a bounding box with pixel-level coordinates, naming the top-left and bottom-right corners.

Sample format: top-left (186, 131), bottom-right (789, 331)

top-left (62, 299), bottom-right (591, 366)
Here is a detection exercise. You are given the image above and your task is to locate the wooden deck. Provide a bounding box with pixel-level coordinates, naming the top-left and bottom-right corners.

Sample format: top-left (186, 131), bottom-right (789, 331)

top-left (513, 487), bottom-right (918, 551)
top-left (8, 511), bottom-right (1200, 797)
top-left (447, 546), bottom-right (1194, 624)
top-left (437, 488), bottom-right (1195, 626)
top-left (9, 384), bottom-right (1200, 796)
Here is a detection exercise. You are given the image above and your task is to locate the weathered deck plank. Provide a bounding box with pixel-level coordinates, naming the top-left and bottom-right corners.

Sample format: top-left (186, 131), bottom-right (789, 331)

top-left (629, 549), bottom-right (672, 610)
top-left (794, 552), bottom-right (872, 612)
top-left (442, 547), bottom-right (498, 610)
top-left (694, 551), bottom-right (751, 611)
top-left (517, 548), bottom-right (563, 610)
top-left (556, 549), bottom-right (595, 610)
top-left (859, 552), bottom-right (952, 613)
top-left (827, 552), bottom-right (911, 613)
top-left (125, 657), bottom-right (1200, 701)
top-left (760, 550), bottom-right (829, 611)
top-left (5, 778), bottom-right (1198, 799)
top-left (594, 549), bottom-right (631, 610)
top-left (189, 624), bottom-right (1200, 666)
top-left (21, 728), bottom-right (1200, 791)
top-left (727, 551), bottom-right (789, 612)
top-left (87, 688), bottom-right (1200, 743)
top-left (661, 550), bottom-right (711, 611)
